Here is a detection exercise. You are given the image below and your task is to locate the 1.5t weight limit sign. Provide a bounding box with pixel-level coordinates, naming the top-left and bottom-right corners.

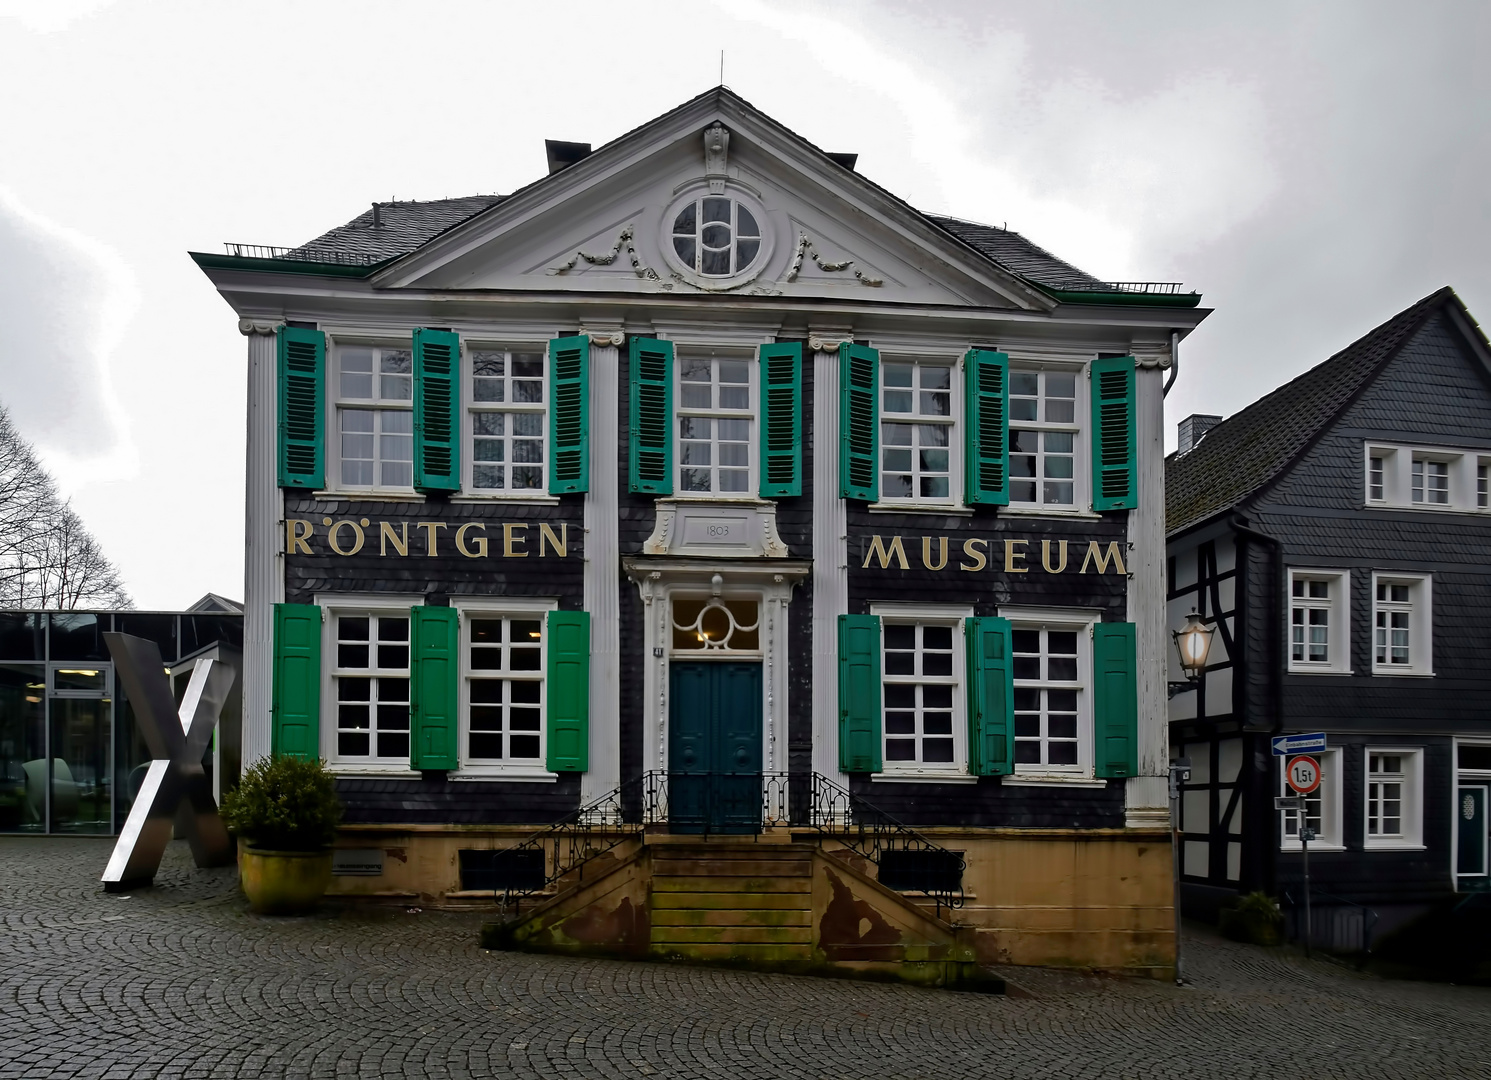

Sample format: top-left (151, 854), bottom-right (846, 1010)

top-left (1287, 755), bottom-right (1322, 795)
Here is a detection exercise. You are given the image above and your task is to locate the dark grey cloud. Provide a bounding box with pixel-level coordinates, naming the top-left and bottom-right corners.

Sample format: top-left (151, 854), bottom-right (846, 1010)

top-left (0, 192), bottom-right (128, 453)
top-left (808, 1), bottom-right (1491, 443)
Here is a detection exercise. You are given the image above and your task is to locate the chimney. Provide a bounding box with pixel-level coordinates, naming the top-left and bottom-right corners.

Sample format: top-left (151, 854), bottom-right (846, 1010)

top-left (371, 202), bottom-right (382, 228)
top-left (1177, 413), bottom-right (1223, 455)
top-left (545, 140), bottom-right (593, 174)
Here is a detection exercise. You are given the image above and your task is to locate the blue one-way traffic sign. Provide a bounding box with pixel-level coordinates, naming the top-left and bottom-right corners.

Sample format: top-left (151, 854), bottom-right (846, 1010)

top-left (1271, 732), bottom-right (1327, 756)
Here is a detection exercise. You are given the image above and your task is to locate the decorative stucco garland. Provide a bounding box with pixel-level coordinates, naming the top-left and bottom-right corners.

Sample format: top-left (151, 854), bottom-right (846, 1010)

top-left (549, 225), bottom-right (660, 281)
top-left (784, 232), bottom-right (883, 286)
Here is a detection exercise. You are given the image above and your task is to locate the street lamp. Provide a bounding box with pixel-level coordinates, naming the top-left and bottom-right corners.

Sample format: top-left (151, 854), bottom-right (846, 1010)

top-left (1168, 611), bottom-right (1214, 697)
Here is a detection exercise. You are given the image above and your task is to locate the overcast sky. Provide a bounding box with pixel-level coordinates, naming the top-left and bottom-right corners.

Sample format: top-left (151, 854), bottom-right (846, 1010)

top-left (0, 0), bottom-right (1486, 608)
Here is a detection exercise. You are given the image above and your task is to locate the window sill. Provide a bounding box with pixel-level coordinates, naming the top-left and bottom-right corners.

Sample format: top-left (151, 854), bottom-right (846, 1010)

top-left (1371, 669), bottom-right (1435, 678)
top-left (664, 494), bottom-right (774, 505)
top-left (998, 506), bottom-right (1102, 519)
top-left (326, 767), bottom-right (421, 778)
top-left (1287, 667), bottom-right (1355, 676)
top-left (867, 503), bottom-right (974, 517)
top-left (1280, 842), bottom-right (1346, 853)
top-left (1364, 502), bottom-right (1491, 516)
top-left (1363, 842), bottom-right (1426, 852)
top-left (870, 771), bottom-right (978, 784)
top-left (451, 768), bottom-right (558, 783)
top-left (1004, 774), bottom-right (1107, 788)
top-left (311, 490), bottom-right (425, 503)
top-left (450, 494), bottom-right (561, 505)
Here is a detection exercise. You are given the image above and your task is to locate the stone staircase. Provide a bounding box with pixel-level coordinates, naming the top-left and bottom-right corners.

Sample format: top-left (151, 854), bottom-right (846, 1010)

top-left (483, 831), bottom-right (1002, 991)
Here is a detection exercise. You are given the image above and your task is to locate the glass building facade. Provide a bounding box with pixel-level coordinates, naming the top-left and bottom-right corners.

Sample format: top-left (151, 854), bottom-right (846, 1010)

top-left (0, 610), bottom-right (243, 835)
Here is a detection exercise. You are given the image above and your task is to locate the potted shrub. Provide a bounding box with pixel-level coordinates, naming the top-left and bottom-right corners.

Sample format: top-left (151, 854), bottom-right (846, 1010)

top-left (221, 755), bottom-right (342, 915)
top-left (1219, 891), bottom-right (1284, 946)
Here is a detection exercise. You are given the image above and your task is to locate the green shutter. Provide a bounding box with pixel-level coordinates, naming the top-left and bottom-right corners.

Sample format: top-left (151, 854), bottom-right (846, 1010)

top-left (628, 337), bottom-right (674, 494)
top-left (964, 350), bottom-right (1010, 506)
top-left (548, 334), bottom-right (590, 494)
top-left (410, 605), bottom-right (459, 770)
top-left (838, 614), bottom-right (882, 772)
top-left (271, 603), bottom-right (321, 760)
top-left (546, 610), bottom-right (589, 772)
top-left (1091, 355), bottom-right (1137, 510)
top-left (839, 343), bottom-right (879, 501)
top-left (276, 326), bottom-right (325, 489)
top-left (759, 342), bottom-right (802, 498)
top-left (1093, 622), bottom-right (1138, 779)
top-left (966, 617), bottom-right (1013, 776)
top-left (413, 328), bottom-right (461, 493)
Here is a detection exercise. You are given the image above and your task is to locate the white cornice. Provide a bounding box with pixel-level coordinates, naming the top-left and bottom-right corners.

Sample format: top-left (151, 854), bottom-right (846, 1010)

top-left (238, 319), bottom-right (280, 336)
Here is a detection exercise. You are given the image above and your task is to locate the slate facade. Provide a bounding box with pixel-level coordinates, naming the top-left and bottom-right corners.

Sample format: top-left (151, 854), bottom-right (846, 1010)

top-left (1167, 289), bottom-right (1491, 947)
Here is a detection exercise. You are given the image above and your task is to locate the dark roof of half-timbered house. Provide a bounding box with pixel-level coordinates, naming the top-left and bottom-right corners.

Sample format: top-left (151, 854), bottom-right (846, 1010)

top-left (1165, 286), bottom-right (1478, 534)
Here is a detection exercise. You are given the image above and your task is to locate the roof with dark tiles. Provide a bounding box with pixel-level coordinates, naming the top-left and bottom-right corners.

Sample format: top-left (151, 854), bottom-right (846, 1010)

top-left (292, 195), bottom-right (507, 264)
top-left (1165, 286), bottom-right (1477, 535)
top-left (924, 216), bottom-right (1109, 290)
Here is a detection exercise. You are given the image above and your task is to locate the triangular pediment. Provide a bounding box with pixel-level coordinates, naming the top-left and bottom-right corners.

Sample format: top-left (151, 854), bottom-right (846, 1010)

top-left (374, 90), bottom-right (1052, 311)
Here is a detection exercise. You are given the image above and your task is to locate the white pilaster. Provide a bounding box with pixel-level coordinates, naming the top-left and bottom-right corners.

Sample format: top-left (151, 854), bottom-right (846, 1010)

top-left (811, 341), bottom-right (849, 787)
top-left (241, 321), bottom-right (284, 768)
top-left (1126, 353), bottom-right (1171, 826)
top-left (582, 337), bottom-right (621, 801)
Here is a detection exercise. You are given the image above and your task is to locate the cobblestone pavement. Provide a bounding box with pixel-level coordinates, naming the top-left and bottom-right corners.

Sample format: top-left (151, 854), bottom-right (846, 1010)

top-left (2, 839), bottom-right (1489, 1080)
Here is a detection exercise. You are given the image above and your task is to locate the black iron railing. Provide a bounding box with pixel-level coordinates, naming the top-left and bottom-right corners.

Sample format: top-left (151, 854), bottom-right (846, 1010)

top-left (222, 242), bottom-right (380, 266)
top-left (484, 770), bottom-right (965, 918)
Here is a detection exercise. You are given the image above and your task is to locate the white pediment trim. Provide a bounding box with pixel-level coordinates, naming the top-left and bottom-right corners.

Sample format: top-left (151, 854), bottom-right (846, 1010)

top-left (369, 90), bottom-right (1054, 313)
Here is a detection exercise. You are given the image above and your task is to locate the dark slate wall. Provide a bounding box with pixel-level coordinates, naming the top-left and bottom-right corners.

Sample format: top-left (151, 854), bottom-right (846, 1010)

top-left (1251, 312), bottom-right (1491, 737)
top-left (845, 507), bottom-right (1130, 826)
top-left (286, 494), bottom-right (587, 825)
top-left (284, 495), bottom-right (585, 606)
top-left (787, 347), bottom-right (815, 775)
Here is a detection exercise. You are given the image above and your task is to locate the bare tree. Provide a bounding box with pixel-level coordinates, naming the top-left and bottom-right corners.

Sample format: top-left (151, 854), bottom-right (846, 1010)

top-left (0, 404), bottom-right (132, 609)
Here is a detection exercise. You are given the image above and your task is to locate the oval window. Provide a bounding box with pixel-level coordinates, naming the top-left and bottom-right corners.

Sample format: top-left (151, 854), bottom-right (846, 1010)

top-left (672, 197), bottom-right (762, 277)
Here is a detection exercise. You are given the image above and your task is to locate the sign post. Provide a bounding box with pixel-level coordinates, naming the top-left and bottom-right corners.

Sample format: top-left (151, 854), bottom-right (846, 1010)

top-left (1285, 753), bottom-right (1323, 957)
top-left (1168, 757), bottom-right (1190, 985)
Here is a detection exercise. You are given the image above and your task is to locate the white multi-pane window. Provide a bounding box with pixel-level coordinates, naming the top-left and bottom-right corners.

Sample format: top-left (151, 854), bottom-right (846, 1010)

top-left (1412, 457), bottom-right (1450, 504)
top-left (881, 621), bottom-right (959, 769)
top-left (1372, 574), bottom-right (1432, 675)
top-left (1287, 570), bottom-right (1349, 673)
top-left (1365, 444), bottom-right (1491, 512)
top-left (337, 345), bottom-right (413, 489)
top-left (331, 613), bottom-right (410, 763)
top-left (881, 360), bottom-right (955, 503)
top-left (1012, 627), bottom-right (1082, 769)
top-left (1280, 749), bottom-right (1342, 848)
top-left (1375, 582), bottom-right (1411, 666)
top-left (678, 354), bottom-right (753, 495)
top-left (1009, 369), bottom-right (1078, 508)
top-left (1365, 748), bottom-right (1423, 849)
top-left (465, 615), bottom-right (545, 764)
top-left (470, 348), bottom-right (546, 493)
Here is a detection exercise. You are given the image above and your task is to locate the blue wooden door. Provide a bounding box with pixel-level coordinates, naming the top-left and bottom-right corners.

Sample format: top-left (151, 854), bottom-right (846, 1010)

top-left (668, 662), bottom-right (763, 834)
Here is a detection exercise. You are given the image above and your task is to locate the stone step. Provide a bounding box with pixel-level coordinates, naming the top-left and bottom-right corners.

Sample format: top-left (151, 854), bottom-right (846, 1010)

top-left (652, 875), bottom-right (812, 894)
top-left (650, 891), bottom-right (810, 910)
top-left (652, 908), bottom-right (812, 928)
top-left (652, 857), bottom-right (812, 878)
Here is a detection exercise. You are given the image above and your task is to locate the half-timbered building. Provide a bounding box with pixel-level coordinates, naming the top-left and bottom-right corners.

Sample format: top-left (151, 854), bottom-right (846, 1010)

top-left (195, 88), bottom-right (1207, 980)
top-left (1166, 287), bottom-right (1491, 949)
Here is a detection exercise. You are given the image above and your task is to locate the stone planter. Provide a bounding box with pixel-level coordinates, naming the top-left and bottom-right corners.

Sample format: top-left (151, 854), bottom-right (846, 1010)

top-left (238, 846), bottom-right (333, 915)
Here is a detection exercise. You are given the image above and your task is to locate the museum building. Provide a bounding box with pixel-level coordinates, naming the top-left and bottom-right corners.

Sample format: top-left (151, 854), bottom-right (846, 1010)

top-left (194, 89), bottom-right (1208, 977)
top-left (1166, 287), bottom-right (1491, 950)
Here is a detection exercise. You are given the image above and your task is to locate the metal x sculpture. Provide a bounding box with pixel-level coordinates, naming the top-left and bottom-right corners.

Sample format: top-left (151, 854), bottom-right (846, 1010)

top-left (101, 632), bottom-right (237, 891)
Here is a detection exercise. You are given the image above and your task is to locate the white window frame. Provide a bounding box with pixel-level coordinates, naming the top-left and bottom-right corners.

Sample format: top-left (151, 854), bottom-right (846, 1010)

top-left (1363, 746), bottom-right (1425, 850)
top-left (674, 345), bottom-right (758, 500)
top-left (1279, 747), bottom-right (1344, 851)
top-left (1006, 361), bottom-right (1087, 514)
top-left (451, 596), bottom-right (558, 781)
top-left (1363, 442), bottom-right (1491, 514)
top-left (316, 593), bottom-right (421, 775)
top-left (1286, 569), bottom-right (1351, 674)
top-left (1371, 572), bottom-right (1433, 676)
top-left (459, 340), bottom-right (557, 502)
top-left (1001, 605), bottom-right (1099, 783)
top-left (870, 602), bottom-right (973, 783)
top-left (872, 352), bottom-right (961, 511)
top-left (329, 338), bottom-right (417, 495)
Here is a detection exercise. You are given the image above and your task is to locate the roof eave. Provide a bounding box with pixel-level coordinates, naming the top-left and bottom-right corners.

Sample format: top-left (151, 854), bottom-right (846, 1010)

top-left (189, 251), bottom-right (386, 279)
top-left (1043, 288), bottom-right (1203, 309)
